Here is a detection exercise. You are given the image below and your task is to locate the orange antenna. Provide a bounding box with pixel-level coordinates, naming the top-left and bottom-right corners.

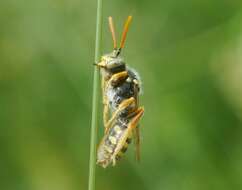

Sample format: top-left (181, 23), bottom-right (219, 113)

top-left (108, 16), bottom-right (117, 49)
top-left (120, 16), bottom-right (132, 49)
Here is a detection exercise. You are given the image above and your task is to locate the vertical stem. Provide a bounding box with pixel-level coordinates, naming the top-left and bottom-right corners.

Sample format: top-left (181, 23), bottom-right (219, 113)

top-left (88, 0), bottom-right (102, 190)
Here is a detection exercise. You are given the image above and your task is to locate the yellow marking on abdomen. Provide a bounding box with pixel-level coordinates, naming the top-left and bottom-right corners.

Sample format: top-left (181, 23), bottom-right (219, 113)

top-left (113, 125), bottom-right (122, 134)
top-left (104, 145), bottom-right (113, 153)
top-left (108, 136), bottom-right (117, 145)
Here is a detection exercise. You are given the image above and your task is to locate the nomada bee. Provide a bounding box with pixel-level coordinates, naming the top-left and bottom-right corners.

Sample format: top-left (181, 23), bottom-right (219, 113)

top-left (95, 16), bottom-right (144, 168)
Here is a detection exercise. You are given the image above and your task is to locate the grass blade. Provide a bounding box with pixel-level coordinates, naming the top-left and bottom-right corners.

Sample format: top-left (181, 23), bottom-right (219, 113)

top-left (88, 0), bottom-right (103, 190)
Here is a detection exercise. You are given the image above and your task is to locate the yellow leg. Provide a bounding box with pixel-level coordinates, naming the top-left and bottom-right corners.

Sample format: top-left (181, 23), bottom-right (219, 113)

top-left (107, 71), bottom-right (128, 87)
top-left (111, 107), bottom-right (144, 165)
top-left (132, 107), bottom-right (145, 162)
top-left (103, 103), bottom-right (109, 129)
top-left (105, 97), bottom-right (136, 134)
top-left (102, 77), bottom-right (110, 131)
top-left (126, 107), bottom-right (142, 161)
top-left (102, 71), bottom-right (128, 132)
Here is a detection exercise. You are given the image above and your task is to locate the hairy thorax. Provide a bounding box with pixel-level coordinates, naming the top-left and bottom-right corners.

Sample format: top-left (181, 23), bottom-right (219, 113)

top-left (105, 68), bottom-right (140, 111)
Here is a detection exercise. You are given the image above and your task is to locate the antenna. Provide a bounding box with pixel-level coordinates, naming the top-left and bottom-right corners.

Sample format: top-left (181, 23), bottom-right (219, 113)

top-left (119, 16), bottom-right (132, 49)
top-left (108, 16), bottom-right (117, 49)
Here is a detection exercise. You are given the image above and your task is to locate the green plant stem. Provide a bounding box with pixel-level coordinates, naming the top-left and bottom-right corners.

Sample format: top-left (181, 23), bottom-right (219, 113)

top-left (88, 0), bottom-right (102, 190)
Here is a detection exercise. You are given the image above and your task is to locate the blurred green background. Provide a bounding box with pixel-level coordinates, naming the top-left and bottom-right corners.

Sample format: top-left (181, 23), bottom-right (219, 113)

top-left (1, 0), bottom-right (242, 190)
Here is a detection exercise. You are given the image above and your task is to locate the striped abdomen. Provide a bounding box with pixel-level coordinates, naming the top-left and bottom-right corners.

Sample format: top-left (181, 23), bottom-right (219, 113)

top-left (97, 118), bottom-right (132, 168)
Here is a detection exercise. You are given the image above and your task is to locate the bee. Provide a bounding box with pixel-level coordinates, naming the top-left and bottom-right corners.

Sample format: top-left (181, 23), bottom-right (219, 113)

top-left (95, 16), bottom-right (144, 168)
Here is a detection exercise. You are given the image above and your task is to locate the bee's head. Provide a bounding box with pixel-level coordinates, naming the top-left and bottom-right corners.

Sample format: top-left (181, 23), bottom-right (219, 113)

top-left (95, 16), bottom-right (132, 74)
top-left (97, 49), bottom-right (126, 73)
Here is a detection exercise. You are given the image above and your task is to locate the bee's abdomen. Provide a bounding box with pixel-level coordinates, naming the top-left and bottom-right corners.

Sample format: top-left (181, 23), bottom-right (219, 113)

top-left (97, 118), bottom-right (132, 166)
top-left (105, 124), bottom-right (125, 149)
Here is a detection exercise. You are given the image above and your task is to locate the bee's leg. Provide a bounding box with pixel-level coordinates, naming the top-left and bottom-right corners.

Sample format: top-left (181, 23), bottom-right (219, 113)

top-left (111, 107), bottom-right (144, 163)
top-left (104, 71), bottom-right (128, 133)
top-left (103, 71), bottom-right (128, 133)
top-left (103, 102), bottom-right (109, 131)
top-left (126, 108), bottom-right (142, 162)
top-left (105, 97), bottom-right (135, 134)
top-left (112, 156), bottom-right (116, 166)
top-left (107, 71), bottom-right (128, 87)
top-left (102, 78), bottom-right (110, 131)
